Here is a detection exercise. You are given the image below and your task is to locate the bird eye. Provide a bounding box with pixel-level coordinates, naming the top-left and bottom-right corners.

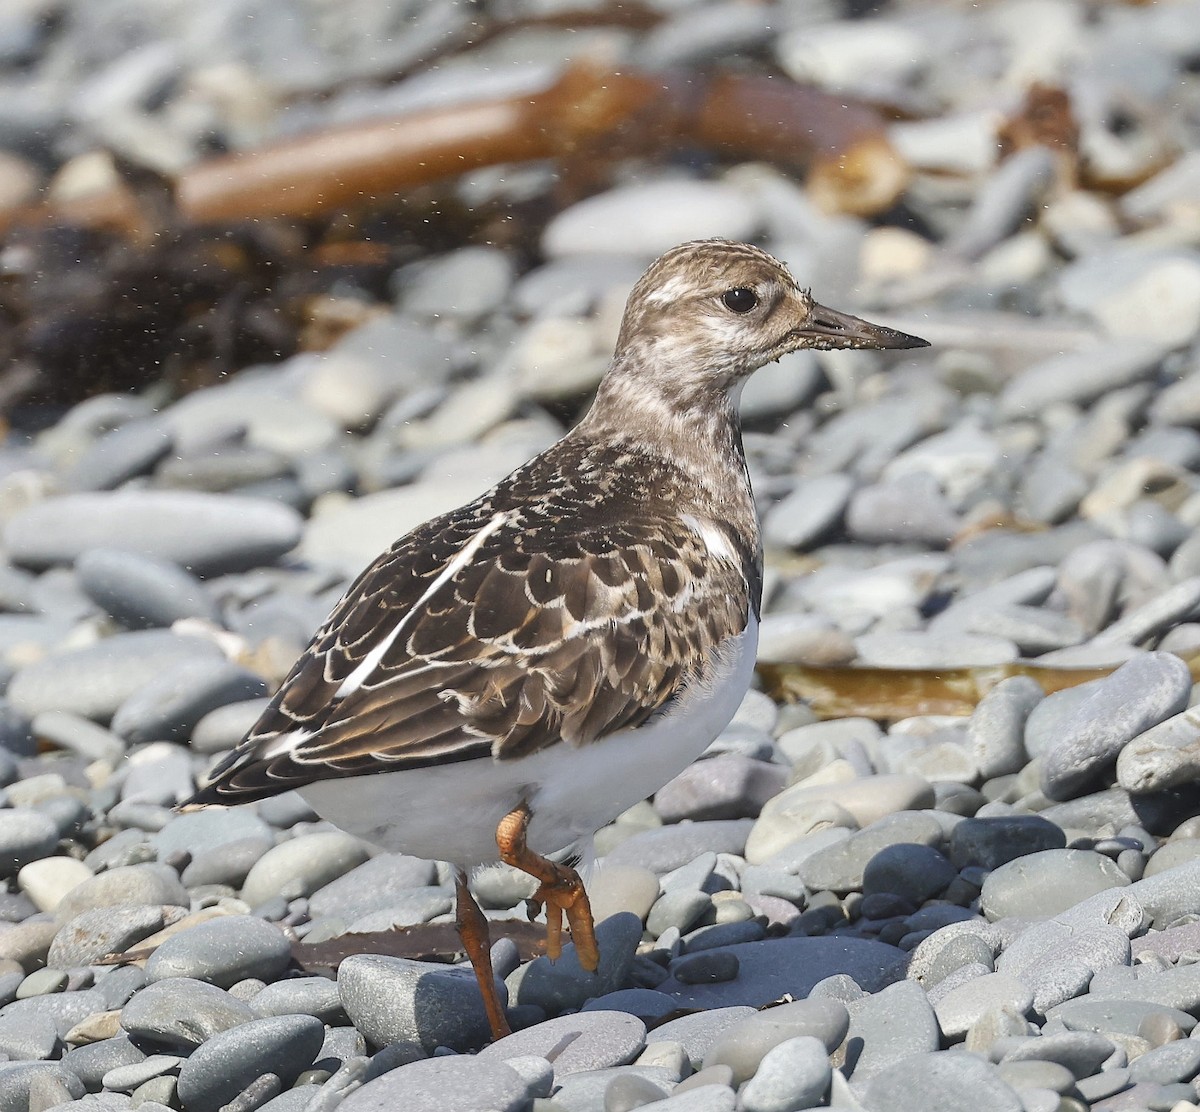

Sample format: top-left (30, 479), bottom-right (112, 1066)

top-left (722, 288), bottom-right (758, 313)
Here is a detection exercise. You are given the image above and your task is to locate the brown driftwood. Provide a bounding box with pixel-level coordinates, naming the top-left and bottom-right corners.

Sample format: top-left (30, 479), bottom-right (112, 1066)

top-left (177, 62), bottom-right (908, 224)
top-left (757, 654), bottom-right (1200, 720)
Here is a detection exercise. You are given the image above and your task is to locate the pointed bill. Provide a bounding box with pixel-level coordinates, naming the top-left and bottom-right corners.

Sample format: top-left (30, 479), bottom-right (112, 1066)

top-left (795, 302), bottom-right (930, 351)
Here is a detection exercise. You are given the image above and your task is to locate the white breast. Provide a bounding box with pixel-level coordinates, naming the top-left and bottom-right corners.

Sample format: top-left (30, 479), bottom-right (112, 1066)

top-left (299, 615), bottom-right (759, 867)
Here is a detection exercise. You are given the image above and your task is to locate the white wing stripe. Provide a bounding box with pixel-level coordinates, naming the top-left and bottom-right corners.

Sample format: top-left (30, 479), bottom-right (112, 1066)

top-left (333, 513), bottom-right (510, 701)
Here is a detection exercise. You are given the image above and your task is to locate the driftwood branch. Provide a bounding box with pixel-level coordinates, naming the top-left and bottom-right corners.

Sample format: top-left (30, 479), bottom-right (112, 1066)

top-left (177, 63), bottom-right (908, 223)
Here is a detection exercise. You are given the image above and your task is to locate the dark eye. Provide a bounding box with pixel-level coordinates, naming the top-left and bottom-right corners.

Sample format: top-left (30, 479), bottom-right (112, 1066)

top-left (722, 288), bottom-right (758, 313)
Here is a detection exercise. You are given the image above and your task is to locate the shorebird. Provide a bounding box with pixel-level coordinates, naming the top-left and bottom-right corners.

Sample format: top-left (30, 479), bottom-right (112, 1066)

top-left (184, 239), bottom-right (928, 1040)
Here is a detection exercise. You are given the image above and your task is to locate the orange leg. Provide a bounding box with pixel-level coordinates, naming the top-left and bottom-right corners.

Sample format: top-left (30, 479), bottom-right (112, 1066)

top-left (495, 802), bottom-right (599, 972)
top-left (454, 870), bottom-right (511, 1041)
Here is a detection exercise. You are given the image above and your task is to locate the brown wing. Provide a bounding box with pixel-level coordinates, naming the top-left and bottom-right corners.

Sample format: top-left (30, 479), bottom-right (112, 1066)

top-left (188, 499), bottom-right (752, 806)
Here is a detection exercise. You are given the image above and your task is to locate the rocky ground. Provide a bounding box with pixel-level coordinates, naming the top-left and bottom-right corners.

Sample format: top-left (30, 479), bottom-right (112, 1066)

top-left (2, 0), bottom-right (1200, 1111)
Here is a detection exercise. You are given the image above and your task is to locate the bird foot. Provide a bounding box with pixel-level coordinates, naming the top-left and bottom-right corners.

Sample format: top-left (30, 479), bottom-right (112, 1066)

top-left (498, 803), bottom-right (599, 972)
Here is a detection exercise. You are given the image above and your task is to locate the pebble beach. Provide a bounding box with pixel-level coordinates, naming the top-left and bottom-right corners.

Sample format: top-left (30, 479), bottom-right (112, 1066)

top-left (2, 1), bottom-right (1200, 1111)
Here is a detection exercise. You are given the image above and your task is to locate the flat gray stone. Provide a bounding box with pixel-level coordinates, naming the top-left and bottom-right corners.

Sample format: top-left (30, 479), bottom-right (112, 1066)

top-left (240, 831), bottom-right (369, 907)
top-left (48, 905), bottom-right (165, 968)
top-left (6, 631), bottom-right (224, 722)
top-left (949, 816), bottom-right (1066, 870)
top-left (704, 998), bottom-right (849, 1084)
top-left (120, 978), bottom-right (254, 1050)
top-left (1040, 652), bottom-right (1192, 801)
top-left (176, 1015), bottom-right (324, 1112)
top-left (338, 954), bottom-right (495, 1052)
top-left (144, 915), bottom-right (291, 987)
top-left (844, 979), bottom-right (940, 1081)
top-left (980, 850), bottom-right (1130, 921)
top-left (478, 1010), bottom-right (645, 1076)
top-left (0, 1063), bottom-right (84, 1112)
top-left (308, 854), bottom-right (438, 921)
top-left (76, 548), bottom-right (221, 630)
top-left (338, 1055), bottom-right (530, 1112)
top-left (862, 1050), bottom-right (1023, 1112)
top-left (0, 809), bottom-right (57, 878)
top-left (602, 821), bottom-right (753, 873)
top-left (738, 1036), bottom-right (831, 1112)
top-left (968, 676), bottom-right (1042, 779)
top-left (4, 491), bottom-right (302, 575)
top-left (656, 937), bottom-right (907, 1009)
top-left (933, 972), bottom-right (1033, 1038)
top-left (55, 864), bottom-right (188, 925)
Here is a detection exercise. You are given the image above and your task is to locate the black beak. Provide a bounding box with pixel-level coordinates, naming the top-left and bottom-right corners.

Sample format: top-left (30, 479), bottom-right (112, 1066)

top-left (795, 302), bottom-right (930, 351)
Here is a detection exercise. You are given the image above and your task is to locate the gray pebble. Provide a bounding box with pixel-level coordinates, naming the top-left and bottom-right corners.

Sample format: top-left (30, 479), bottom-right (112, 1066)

top-left (337, 1055), bottom-right (531, 1112)
top-left (337, 954), bottom-right (496, 1052)
top-left (949, 816), bottom-right (1066, 870)
top-left (249, 977), bottom-right (346, 1023)
top-left (48, 906), bottom-right (164, 968)
top-left (0, 1009), bottom-right (58, 1060)
top-left (144, 915), bottom-right (291, 988)
top-left (654, 756), bottom-right (787, 823)
top-left (76, 548), bottom-right (220, 630)
top-left (0, 809), bottom-right (57, 878)
top-left (797, 812), bottom-right (942, 893)
top-left (1040, 652), bottom-right (1192, 801)
top-left (121, 978), bottom-right (254, 1050)
top-left (704, 998), bottom-right (849, 1084)
top-left (240, 831), bottom-right (369, 907)
top-left (61, 1035), bottom-right (146, 1090)
top-left (862, 1050), bottom-right (1022, 1112)
top-left (604, 1072), bottom-right (672, 1112)
top-left (862, 843), bottom-right (957, 904)
top-left (762, 475), bottom-right (854, 550)
top-left (968, 676), bottom-right (1042, 779)
top-left (0, 1063), bottom-right (84, 1112)
top-left (933, 972), bottom-right (1033, 1039)
top-left (671, 951), bottom-right (738, 985)
top-left (1127, 1038), bottom-right (1200, 1084)
top-left (479, 1010), bottom-right (646, 1077)
top-left (4, 491), bottom-right (302, 575)
top-left (189, 698), bottom-right (272, 755)
top-left (980, 850), bottom-right (1130, 921)
top-left (64, 420), bottom-right (173, 492)
top-left (844, 979), bottom-right (940, 1081)
top-left (602, 821), bottom-right (753, 874)
top-left (175, 1015), bottom-right (324, 1112)
top-left (647, 890), bottom-right (711, 938)
top-left (307, 853), bottom-right (438, 922)
top-left (651, 1008), bottom-right (757, 1069)
top-left (56, 864), bottom-right (188, 925)
top-left (739, 1035), bottom-right (831, 1112)
top-left (6, 630), bottom-right (224, 722)
top-left (110, 658), bottom-right (267, 746)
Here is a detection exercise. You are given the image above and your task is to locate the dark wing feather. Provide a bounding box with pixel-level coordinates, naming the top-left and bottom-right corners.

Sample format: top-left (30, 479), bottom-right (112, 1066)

top-left (189, 490), bottom-right (753, 806)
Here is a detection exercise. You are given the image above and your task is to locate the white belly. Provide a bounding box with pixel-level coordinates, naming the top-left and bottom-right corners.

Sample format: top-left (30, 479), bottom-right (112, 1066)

top-left (300, 616), bottom-right (758, 867)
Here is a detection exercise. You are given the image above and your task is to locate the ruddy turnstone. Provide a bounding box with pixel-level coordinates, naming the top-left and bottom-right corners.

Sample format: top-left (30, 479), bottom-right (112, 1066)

top-left (184, 239), bottom-right (928, 1040)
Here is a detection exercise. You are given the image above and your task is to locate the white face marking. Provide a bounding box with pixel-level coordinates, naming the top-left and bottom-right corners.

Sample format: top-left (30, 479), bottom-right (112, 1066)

top-left (681, 512), bottom-right (736, 562)
top-left (333, 512), bottom-right (511, 701)
top-left (642, 272), bottom-right (697, 308)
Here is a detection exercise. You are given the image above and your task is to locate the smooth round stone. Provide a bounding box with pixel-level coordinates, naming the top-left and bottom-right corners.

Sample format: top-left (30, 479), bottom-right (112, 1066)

top-left (176, 1014), bottom-right (324, 1112)
top-left (995, 1060), bottom-right (1075, 1095)
top-left (759, 774), bottom-right (935, 830)
top-left (0, 988), bottom-right (108, 1037)
top-left (542, 181), bottom-right (759, 258)
top-left (672, 951), bottom-right (739, 985)
top-left (480, 1011), bottom-right (646, 1077)
top-left (853, 630), bottom-right (1018, 668)
top-left (650, 1009), bottom-right (757, 1069)
top-left (306, 853), bottom-right (438, 922)
top-left (862, 843), bottom-right (957, 904)
top-left (949, 816), bottom-right (1066, 870)
top-left (401, 246), bottom-right (514, 320)
top-left (933, 972), bottom-right (1034, 1039)
top-left (582, 990), bottom-right (679, 1021)
top-left (120, 978), bottom-right (254, 1050)
top-left (863, 1050), bottom-right (1022, 1112)
top-left (797, 812), bottom-right (943, 893)
top-left (1040, 652), bottom-right (1192, 801)
top-left (154, 809), bottom-right (272, 863)
top-left (144, 915), bottom-right (291, 988)
top-left (6, 630), bottom-right (225, 721)
top-left (999, 1031), bottom-right (1118, 1078)
top-left (110, 658), bottom-right (268, 746)
top-left (654, 755), bottom-right (787, 824)
top-left (980, 850), bottom-right (1130, 922)
top-left (0, 1010), bottom-right (57, 1059)
top-left (16, 966), bottom-right (67, 998)
top-left (4, 491), bottom-right (302, 574)
top-left (64, 419), bottom-right (173, 492)
top-left (845, 476), bottom-right (962, 547)
top-left (102, 1053), bottom-right (184, 1092)
top-left (1127, 1038), bottom-right (1200, 1084)
top-left (999, 339), bottom-right (1166, 417)
top-left (755, 613), bottom-right (855, 668)
top-left (338, 954), bottom-right (495, 1052)
top-left (0, 919), bottom-right (57, 973)
top-left (762, 474), bottom-right (855, 550)
top-left (240, 831), bottom-right (369, 907)
top-left (48, 905), bottom-right (165, 968)
top-left (250, 977), bottom-right (345, 1023)
top-left (76, 548), bottom-right (220, 630)
top-left (605, 1072), bottom-right (673, 1112)
top-left (738, 1035), bottom-right (831, 1112)
top-left (54, 862), bottom-right (187, 925)
top-left (1118, 705), bottom-right (1200, 795)
top-left (345, 888), bottom-right (454, 933)
top-left (704, 998), bottom-right (849, 1084)
top-left (647, 890), bottom-right (711, 937)
top-left (338, 1055), bottom-right (531, 1112)
top-left (182, 836), bottom-right (272, 889)
top-left (0, 1063), bottom-right (84, 1112)
top-left (602, 821), bottom-right (752, 874)
top-left (61, 1033), bottom-right (147, 1089)
top-left (587, 865), bottom-right (660, 925)
top-left (190, 697), bottom-right (271, 755)
top-left (843, 979), bottom-right (940, 1081)
top-left (0, 809), bottom-right (59, 878)
top-left (31, 711), bottom-right (125, 763)
top-left (968, 676), bottom-right (1042, 779)
top-left (506, 912), bottom-right (642, 1016)
top-left (1049, 999), bottom-right (1197, 1040)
